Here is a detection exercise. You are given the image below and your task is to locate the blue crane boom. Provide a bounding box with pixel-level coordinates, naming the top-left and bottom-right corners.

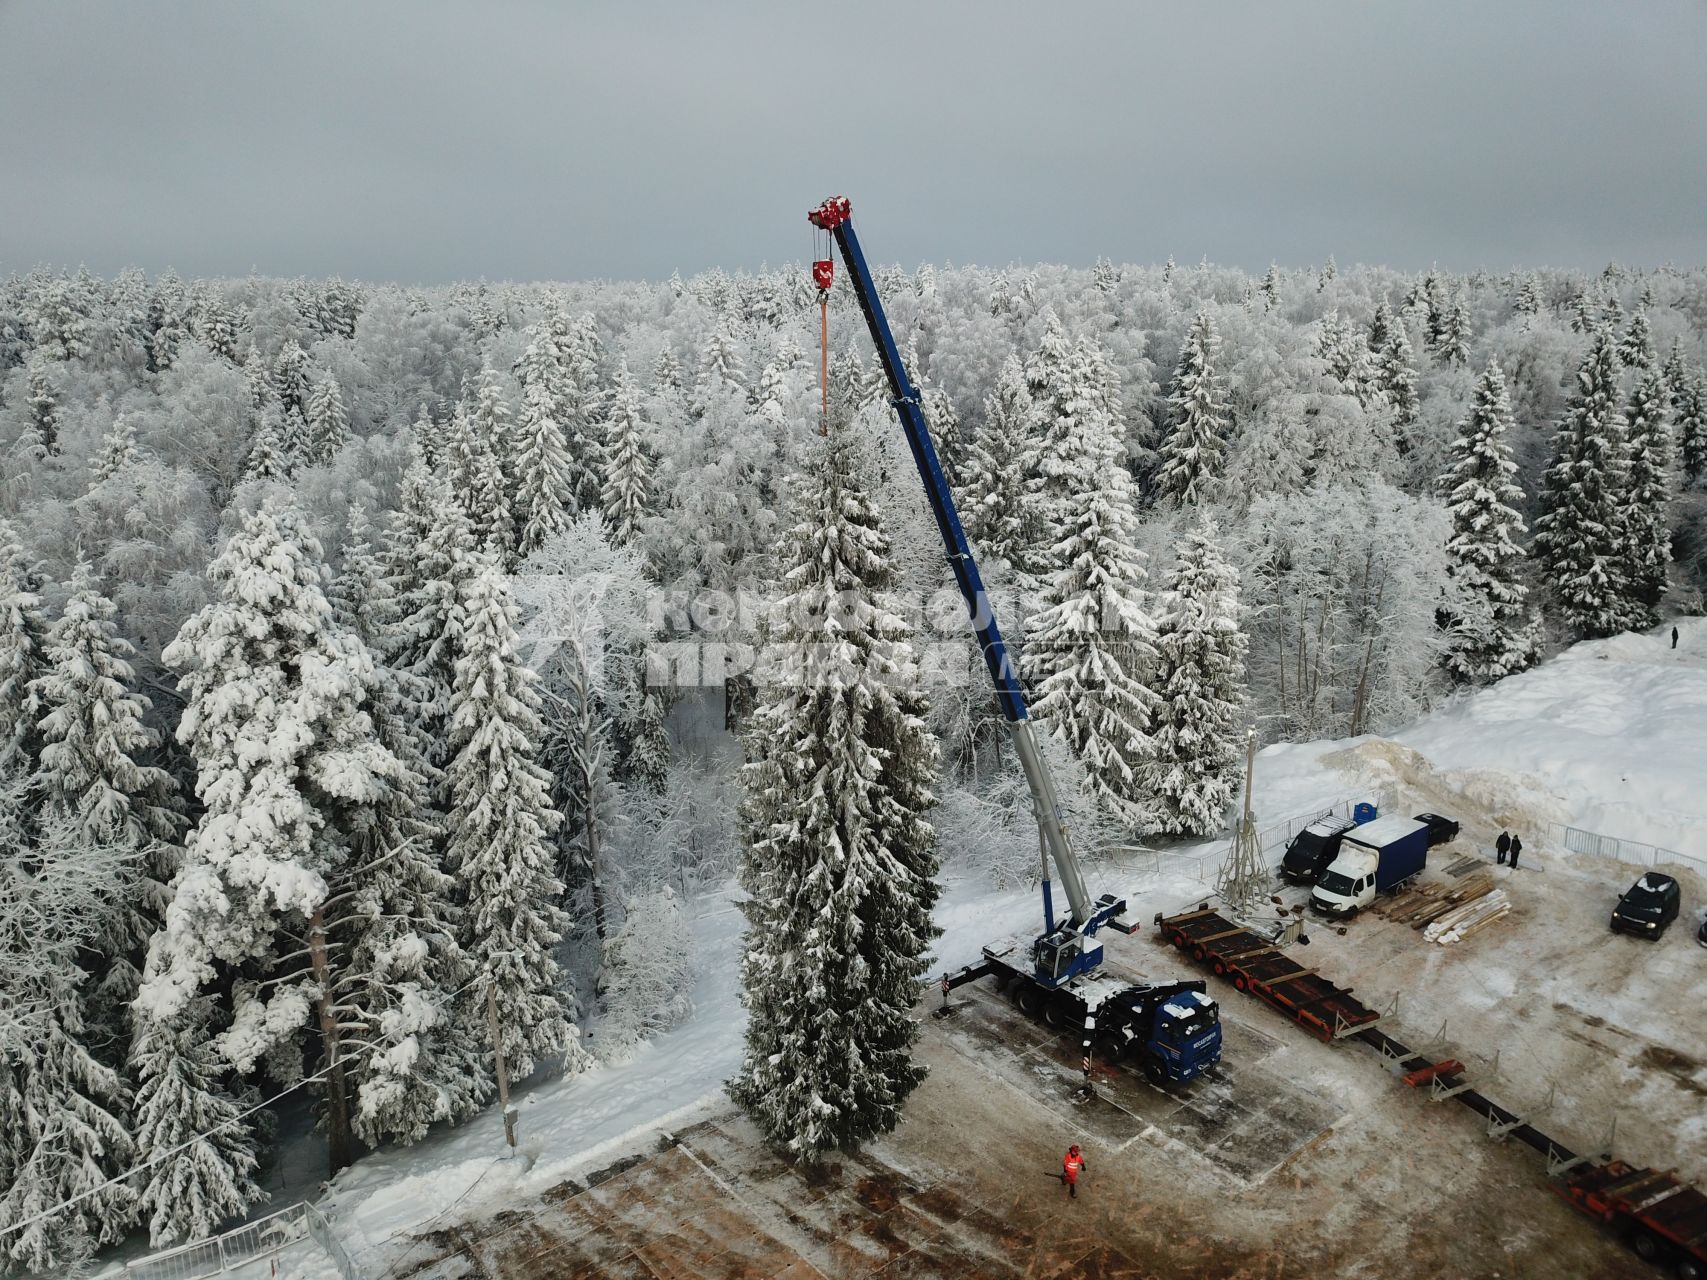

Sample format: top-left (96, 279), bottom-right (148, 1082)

top-left (808, 196), bottom-right (1132, 985)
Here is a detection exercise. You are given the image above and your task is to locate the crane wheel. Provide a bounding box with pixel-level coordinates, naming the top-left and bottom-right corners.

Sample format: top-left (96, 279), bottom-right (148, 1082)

top-left (1094, 1033), bottom-right (1125, 1062)
top-left (1144, 1059), bottom-right (1168, 1087)
top-left (1043, 999), bottom-right (1073, 1031)
top-left (1014, 983), bottom-right (1045, 1019)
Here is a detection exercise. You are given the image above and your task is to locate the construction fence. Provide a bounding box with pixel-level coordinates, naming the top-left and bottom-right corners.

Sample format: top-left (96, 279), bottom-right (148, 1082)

top-left (1547, 822), bottom-right (1707, 879)
top-left (109, 1202), bottom-right (361, 1280)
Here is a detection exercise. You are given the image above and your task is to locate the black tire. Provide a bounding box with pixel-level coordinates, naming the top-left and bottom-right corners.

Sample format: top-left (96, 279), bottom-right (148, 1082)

top-left (991, 972), bottom-right (1011, 995)
top-left (1014, 982), bottom-right (1045, 1020)
top-left (1675, 1255), bottom-right (1701, 1280)
top-left (1632, 1230), bottom-right (1661, 1264)
top-left (1143, 1058), bottom-right (1168, 1087)
top-left (1094, 1032), bottom-right (1125, 1062)
top-left (1043, 997), bottom-right (1075, 1032)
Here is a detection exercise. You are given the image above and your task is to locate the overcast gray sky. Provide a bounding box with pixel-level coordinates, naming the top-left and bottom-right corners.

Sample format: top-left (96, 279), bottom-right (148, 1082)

top-left (4, 0), bottom-right (1706, 283)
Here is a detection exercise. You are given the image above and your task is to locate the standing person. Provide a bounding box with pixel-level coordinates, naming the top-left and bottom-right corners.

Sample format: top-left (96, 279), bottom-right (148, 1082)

top-left (1496, 831), bottom-right (1511, 865)
top-left (1508, 834), bottom-right (1523, 870)
top-left (1061, 1144), bottom-right (1086, 1198)
top-left (1673, 626), bottom-right (1680, 650)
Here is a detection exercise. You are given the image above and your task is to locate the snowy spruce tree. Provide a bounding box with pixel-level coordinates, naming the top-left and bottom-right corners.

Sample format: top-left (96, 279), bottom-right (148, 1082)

top-left (1156, 310), bottom-right (1231, 506)
top-left (443, 393), bottom-right (512, 558)
top-left (141, 500), bottom-right (414, 1176)
top-left (93, 412), bottom-right (141, 482)
top-left (330, 509), bottom-right (487, 1141)
top-left (1024, 401), bottom-right (1161, 832)
top-left (512, 342), bottom-right (579, 558)
top-left (1616, 367), bottom-right (1673, 628)
top-left (1678, 374), bottom-right (1707, 489)
top-left (304, 371), bottom-right (349, 464)
top-left (1438, 361), bottom-right (1539, 681)
top-left (0, 521), bottom-right (50, 774)
top-left (599, 361), bottom-right (653, 545)
top-left (1142, 526), bottom-right (1247, 836)
top-left (444, 562), bottom-right (581, 1079)
top-left (959, 354), bottom-right (1041, 569)
top-left (128, 998), bottom-right (263, 1247)
top-left (732, 424), bottom-right (941, 1161)
top-left (1534, 330), bottom-right (1632, 639)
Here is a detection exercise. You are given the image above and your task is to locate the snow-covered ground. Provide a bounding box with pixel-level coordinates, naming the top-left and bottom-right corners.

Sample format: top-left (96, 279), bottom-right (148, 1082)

top-left (173, 617), bottom-right (1707, 1278)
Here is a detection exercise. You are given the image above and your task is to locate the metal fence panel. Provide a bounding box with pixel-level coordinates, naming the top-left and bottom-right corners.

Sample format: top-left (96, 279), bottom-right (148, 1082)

top-left (305, 1204), bottom-right (362, 1280)
top-left (1550, 822), bottom-right (1705, 877)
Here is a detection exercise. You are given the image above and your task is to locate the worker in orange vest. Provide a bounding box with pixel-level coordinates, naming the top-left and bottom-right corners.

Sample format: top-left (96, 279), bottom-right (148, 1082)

top-left (1061, 1144), bottom-right (1086, 1198)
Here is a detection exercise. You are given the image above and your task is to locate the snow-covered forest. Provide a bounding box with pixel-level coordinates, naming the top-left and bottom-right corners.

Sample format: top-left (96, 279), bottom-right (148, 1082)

top-left (1, 256), bottom-right (1705, 1272)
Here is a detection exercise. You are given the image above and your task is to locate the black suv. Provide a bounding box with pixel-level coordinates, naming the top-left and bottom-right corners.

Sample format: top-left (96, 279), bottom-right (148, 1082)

top-left (1610, 873), bottom-right (1681, 939)
top-left (1280, 816), bottom-right (1358, 886)
top-left (1413, 813), bottom-right (1461, 847)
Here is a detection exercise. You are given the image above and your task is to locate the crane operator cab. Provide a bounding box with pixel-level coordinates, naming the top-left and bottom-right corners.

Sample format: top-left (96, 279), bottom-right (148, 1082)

top-left (1150, 992), bottom-right (1222, 1081)
top-left (1033, 925), bottom-right (1105, 987)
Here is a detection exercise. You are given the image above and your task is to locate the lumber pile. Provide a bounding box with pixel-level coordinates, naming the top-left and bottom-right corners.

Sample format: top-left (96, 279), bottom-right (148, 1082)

top-left (1380, 873), bottom-right (1495, 926)
top-left (1423, 888), bottom-right (1511, 944)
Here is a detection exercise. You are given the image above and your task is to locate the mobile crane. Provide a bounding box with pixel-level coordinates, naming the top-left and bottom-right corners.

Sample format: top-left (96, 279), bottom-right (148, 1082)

top-left (807, 196), bottom-right (1222, 1085)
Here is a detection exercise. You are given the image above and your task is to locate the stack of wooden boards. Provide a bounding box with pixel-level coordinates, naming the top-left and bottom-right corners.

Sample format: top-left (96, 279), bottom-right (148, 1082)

top-left (1375, 873), bottom-right (1511, 944)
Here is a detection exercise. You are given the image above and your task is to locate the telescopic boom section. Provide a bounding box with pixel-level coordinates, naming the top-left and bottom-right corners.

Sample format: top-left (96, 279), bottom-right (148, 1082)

top-left (807, 195), bottom-right (1093, 928)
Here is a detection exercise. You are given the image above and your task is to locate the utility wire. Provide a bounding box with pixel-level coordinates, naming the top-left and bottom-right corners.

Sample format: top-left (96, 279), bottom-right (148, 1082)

top-left (0, 973), bottom-right (490, 1244)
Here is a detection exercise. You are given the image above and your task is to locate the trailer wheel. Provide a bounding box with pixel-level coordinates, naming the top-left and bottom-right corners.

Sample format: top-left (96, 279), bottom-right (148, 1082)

top-left (1211, 958), bottom-right (1227, 976)
top-left (1192, 945), bottom-right (1207, 962)
top-left (1233, 974), bottom-right (1249, 992)
top-left (1013, 982), bottom-right (1045, 1020)
top-left (1632, 1230), bottom-right (1661, 1264)
top-left (1674, 1255), bottom-right (1700, 1280)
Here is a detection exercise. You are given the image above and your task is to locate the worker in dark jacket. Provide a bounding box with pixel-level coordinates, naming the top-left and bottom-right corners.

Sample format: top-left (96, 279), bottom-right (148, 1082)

top-left (1062, 1145), bottom-right (1086, 1198)
top-left (1508, 834), bottom-right (1523, 870)
top-left (1496, 831), bottom-right (1511, 865)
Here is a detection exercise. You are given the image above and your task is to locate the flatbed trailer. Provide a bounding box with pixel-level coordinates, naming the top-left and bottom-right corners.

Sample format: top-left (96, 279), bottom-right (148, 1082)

top-left (1559, 1161), bottom-right (1707, 1278)
top-left (1156, 907), bottom-right (1383, 1041)
top-left (1159, 904), bottom-right (1707, 1277)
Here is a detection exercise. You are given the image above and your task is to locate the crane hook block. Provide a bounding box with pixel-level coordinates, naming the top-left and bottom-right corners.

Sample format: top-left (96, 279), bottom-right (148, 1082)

top-left (812, 259), bottom-right (834, 291)
top-left (807, 196), bottom-right (852, 230)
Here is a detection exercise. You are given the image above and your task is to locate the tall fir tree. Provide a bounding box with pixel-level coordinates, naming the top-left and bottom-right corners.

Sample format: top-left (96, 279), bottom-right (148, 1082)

top-left (1142, 526), bottom-right (1247, 836)
top-left (1677, 374), bottom-right (1707, 489)
top-left (329, 509), bottom-right (488, 1140)
top-left (127, 997), bottom-right (262, 1246)
top-left (599, 362), bottom-right (654, 546)
top-left (444, 563), bottom-right (581, 1079)
top-left (140, 501), bottom-right (413, 1175)
top-left (271, 337), bottom-right (312, 416)
top-left (1156, 310), bottom-right (1231, 506)
top-left (443, 393), bottom-right (512, 558)
top-left (0, 522), bottom-right (50, 774)
top-left (0, 854), bottom-right (137, 1274)
top-left (959, 354), bottom-right (1042, 570)
top-left (1619, 309), bottom-right (1655, 370)
top-left (244, 401), bottom-right (291, 484)
top-left (93, 413), bottom-right (141, 483)
top-left (1025, 408), bottom-right (1162, 831)
top-left (1438, 361), bottom-right (1540, 681)
top-left (23, 354), bottom-right (59, 457)
top-left (1369, 303), bottom-right (1420, 435)
top-left (304, 372), bottom-right (349, 465)
top-left (1534, 330), bottom-right (1632, 639)
top-left (512, 342), bottom-right (579, 559)
top-left (1436, 297), bottom-right (1471, 366)
top-left (732, 425), bottom-right (940, 1160)
top-left (1616, 367), bottom-right (1673, 628)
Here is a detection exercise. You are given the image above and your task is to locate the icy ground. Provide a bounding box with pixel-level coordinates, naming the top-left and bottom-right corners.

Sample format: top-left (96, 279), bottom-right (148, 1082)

top-left (150, 618), bottom-right (1707, 1278)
